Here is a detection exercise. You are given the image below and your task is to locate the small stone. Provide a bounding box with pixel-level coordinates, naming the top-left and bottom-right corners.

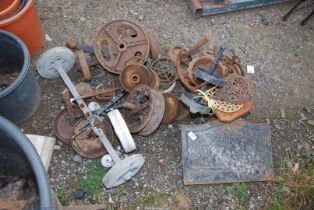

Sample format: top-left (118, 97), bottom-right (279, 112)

top-left (138, 15), bottom-right (144, 21)
top-left (53, 145), bottom-right (61, 150)
top-left (79, 17), bottom-right (86, 22)
top-left (74, 189), bottom-right (85, 200)
top-left (303, 106), bottom-right (311, 113)
top-left (73, 155), bottom-right (82, 163)
top-left (109, 194), bottom-right (115, 204)
top-left (168, 124), bottom-right (173, 129)
top-left (307, 120), bottom-right (314, 126)
top-left (291, 163), bottom-right (299, 173)
top-left (158, 159), bottom-right (166, 165)
top-left (280, 108), bottom-right (286, 119)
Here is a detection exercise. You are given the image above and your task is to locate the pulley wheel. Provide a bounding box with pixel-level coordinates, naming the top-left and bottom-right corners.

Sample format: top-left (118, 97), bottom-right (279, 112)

top-left (139, 89), bottom-right (165, 136)
top-left (150, 69), bottom-right (160, 89)
top-left (151, 58), bottom-right (177, 92)
top-left (94, 19), bottom-right (150, 74)
top-left (120, 63), bottom-right (153, 92)
top-left (52, 107), bottom-right (82, 145)
top-left (162, 93), bottom-right (178, 124)
top-left (146, 31), bottom-right (160, 60)
top-left (102, 154), bottom-right (145, 188)
top-left (72, 118), bottom-right (116, 158)
top-left (36, 47), bottom-right (75, 79)
top-left (175, 101), bottom-right (190, 122)
top-left (120, 84), bottom-right (155, 133)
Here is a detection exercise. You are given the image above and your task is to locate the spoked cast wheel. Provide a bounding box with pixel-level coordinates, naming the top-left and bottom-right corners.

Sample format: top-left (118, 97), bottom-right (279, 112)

top-left (102, 154), bottom-right (145, 189)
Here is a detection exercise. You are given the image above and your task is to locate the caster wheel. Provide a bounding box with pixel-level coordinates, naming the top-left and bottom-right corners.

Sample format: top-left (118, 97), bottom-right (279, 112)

top-left (102, 154), bottom-right (145, 188)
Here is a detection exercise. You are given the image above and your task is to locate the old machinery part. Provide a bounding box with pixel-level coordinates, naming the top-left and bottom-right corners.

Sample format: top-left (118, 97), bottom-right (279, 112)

top-left (66, 39), bottom-right (111, 57)
top-left (37, 47), bottom-right (144, 189)
top-left (174, 101), bottom-right (190, 122)
top-left (214, 74), bottom-right (252, 104)
top-left (36, 47), bottom-right (75, 79)
top-left (96, 91), bottom-right (128, 115)
top-left (192, 68), bottom-right (224, 87)
top-left (213, 100), bottom-right (243, 113)
top-left (180, 92), bottom-right (211, 114)
top-left (52, 107), bottom-right (82, 145)
top-left (102, 154), bottom-right (145, 188)
top-left (138, 88), bottom-right (165, 136)
top-left (88, 102), bottom-right (102, 112)
top-left (146, 30), bottom-right (160, 60)
top-left (81, 88), bottom-right (116, 100)
top-left (214, 99), bottom-right (253, 123)
top-left (206, 45), bottom-right (225, 75)
top-left (150, 69), bottom-right (160, 89)
top-left (162, 93), bottom-right (179, 124)
top-left (107, 109), bottom-right (136, 153)
top-left (181, 36), bottom-right (209, 64)
top-left (168, 46), bottom-right (185, 64)
top-left (120, 63), bottom-right (155, 92)
top-left (94, 19), bottom-right (150, 74)
top-left (101, 154), bottom-right (114, 168)
top-left (75, 82), bottom-right (92, 96)
top-left (77, 50), bottom-right (92, 82)
top-left (176, 49), bottom-right (208, 93)
top-left (62, 88), bottom-right (75, 125)
top-left (120, 85), bottom-right (156, 133)
top-left (72, 118), bottom-right (116, 158)
top-left (187, 56), bottom-right (225, 87)
top-left (151, 58), bottom-right (177, 92)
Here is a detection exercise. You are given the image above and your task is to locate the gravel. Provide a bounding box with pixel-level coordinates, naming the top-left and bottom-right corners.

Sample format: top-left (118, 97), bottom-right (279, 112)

top-left (20, 0), bottom-right (314, 208)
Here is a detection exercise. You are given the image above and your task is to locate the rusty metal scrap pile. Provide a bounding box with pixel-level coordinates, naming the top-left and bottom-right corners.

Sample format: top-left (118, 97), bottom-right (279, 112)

top-left (48, 19), bottom-right (253, 188)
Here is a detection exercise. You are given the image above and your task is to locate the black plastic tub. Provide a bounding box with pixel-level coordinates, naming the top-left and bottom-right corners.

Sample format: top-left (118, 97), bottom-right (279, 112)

top-left (0, 29), bottom-right (40, 124)
top-left (0, 115), bottom-right (55, 210)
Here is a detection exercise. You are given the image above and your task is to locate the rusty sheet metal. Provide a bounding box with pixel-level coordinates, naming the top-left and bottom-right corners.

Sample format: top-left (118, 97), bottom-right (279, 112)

top-left (185, 0), bottom-right (290, 17)
top-left (182, 119), bottom-right (274, 185)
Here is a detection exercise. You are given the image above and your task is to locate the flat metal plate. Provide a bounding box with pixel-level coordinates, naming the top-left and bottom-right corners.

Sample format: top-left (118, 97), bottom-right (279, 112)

top-left (182, 119), bottom-right (274, 185)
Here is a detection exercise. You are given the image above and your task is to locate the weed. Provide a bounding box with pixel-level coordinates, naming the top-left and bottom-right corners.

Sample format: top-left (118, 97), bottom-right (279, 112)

top-left (135, 191), bottom-right (168, 207)
top-left (235, 183), bottom-right (248, 198)
top-left (55, 188), bottom-right (72, 205)
top-left (79, 159), bottom-right (106, 196)
top-left (223, 185), bottom-right (234, 194)
top-left (270, 154), bottom-right (314, 209)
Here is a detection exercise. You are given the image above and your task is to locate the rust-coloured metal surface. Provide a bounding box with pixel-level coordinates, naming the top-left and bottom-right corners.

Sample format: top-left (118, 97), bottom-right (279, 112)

top-left (80, 88), bottom-right (116, 100)
top-left (120, 63), bottom-right (154, 92)
top-left (151, 58), bottom-right (177, 91)
top-left (162, 93), bottom-right (178, 124)
top-left (150, 69), bottom-right (160, 89)
top-left (72, 117), bottom-right (116, 158)
top-left (120, 84), bottom-right (155, 133)
top-left (175, 101), bottom-right (190, 122)
top-left (76, 82), bottom-right (92, 96)
top-left (77, 50), bottom-right (92, 82)
top-left (62, 88), bottom-right (75, 125)
top-left (214, 74), bottom-right (252, 104)
top-left (52, 107), bottom-right (82, 145)
top-left (94, 19), bottom-right (150, 74)
top-left (139, 88), bottom-right (165, 136)
top-left (146, 30), bottom-right (160, 60)
top-left (182, 119), bottom-right (274, 185)
top-left (214, 99), bottom-right (253, 123)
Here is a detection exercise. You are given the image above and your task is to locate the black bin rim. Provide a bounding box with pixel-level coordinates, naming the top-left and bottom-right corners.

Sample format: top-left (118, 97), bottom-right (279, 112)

top-left (0, 29), bottom-right (30, 98)
top-left (0, 115), bottom-right (55, 210)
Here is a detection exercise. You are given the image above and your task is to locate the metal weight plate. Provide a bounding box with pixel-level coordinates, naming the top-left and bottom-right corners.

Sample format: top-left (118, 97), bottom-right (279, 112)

top-left (94, 20), bottom-right (150, 74)
top-left (102, 154), bottom-right (145, 188)
top-left (36, 47), bottom-right (75, 79)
